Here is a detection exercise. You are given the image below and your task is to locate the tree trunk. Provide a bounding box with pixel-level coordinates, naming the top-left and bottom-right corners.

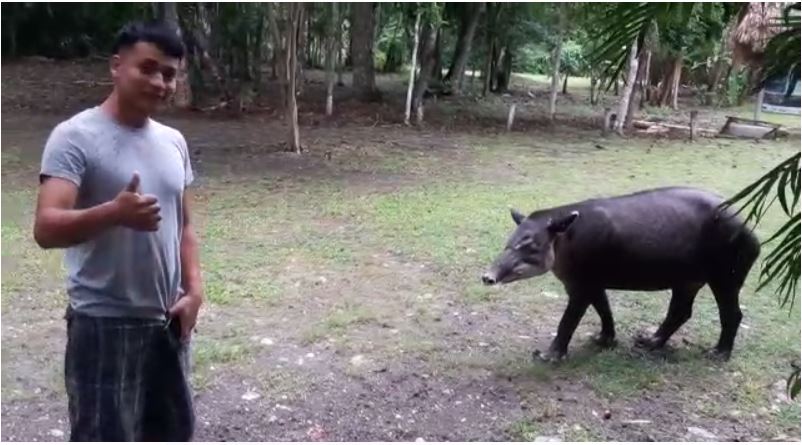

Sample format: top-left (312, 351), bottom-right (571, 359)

top-left (285, 3), bottom-right (302, 153)
top-left (405, 12), bottom-right (422, 126)
top-left (708, 57), bottom-right (725, 94)
top-left (295, 4), bottom-right (306, 96)
top-left (641, 50), bottom-right (652, 105)
top-left (590, 70), bottom-right (598, 105)
top-left (185, 4), bottom-right (228, 101)
top-left (482, 3), bottom-right (498, 97)
top-left (305, 3), bottom-right (313, 65)
top-left (737, 66), bottom-right (755, 106)
top-left (271, 44), bottom-right (278, 80)
top-left (496, 46), bottom-right (513, 92)
top-left (337, 14), bottom-right (345, 86)
top-left (325, 2), bottom-right (338, 116)
top-left (489, 43), bottom-right (501, 92)
top-left (444, 3), bottom-right (484, 94)
top-left (655, 55), bottom-right (681, 108)
top-left (671, 56), bottom-right (682, 110)
top-left (548, 6), bottom-right (565, 121)
top-left (469, 63), bottom-right (477, 91)
top-left (708, 26), bottom-right (731, 94)
top-left (625, 49), bottom-right (648, 130)
top-left (351, 2), bottom-right (377, 100)
top-left (413, 22), bottom-right (438, 124)
top-left (562, 74), bottom-right (569, 94)
top-left (432, 29), bottom-right (443, 85)
top-left (656, 62), bottom-right (673, 106)
top-left (483, 37), bottom-right (494, 97)
top-left (159, 2), bottom-right (191, 108)
top-left (717, 62), bottom-right (733, 104)
top-left (252, 8), bottom-right (264, 92)
top-left (266, 3), bottom-right (286, 107)
top-left (614, 40), bottom-right (639, 135)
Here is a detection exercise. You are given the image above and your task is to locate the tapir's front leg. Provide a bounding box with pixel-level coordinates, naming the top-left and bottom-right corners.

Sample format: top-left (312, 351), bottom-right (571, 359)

top-left (535, 295), bottom-right (590, 362)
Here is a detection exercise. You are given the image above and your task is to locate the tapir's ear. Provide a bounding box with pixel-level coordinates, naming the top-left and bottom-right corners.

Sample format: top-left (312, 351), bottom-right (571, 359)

top-left (547, 211), bottom-right (579, 234)
top-left (510, 208), bottom-right (526, 225)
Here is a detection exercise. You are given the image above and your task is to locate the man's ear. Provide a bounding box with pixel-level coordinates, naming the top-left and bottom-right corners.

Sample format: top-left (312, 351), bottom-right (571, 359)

top-left (510, 208), bottom-right (526, 226)
top-left (547, 211), bottom-right (579, 234)
top-left (110, 54), bottom-right (122, 78)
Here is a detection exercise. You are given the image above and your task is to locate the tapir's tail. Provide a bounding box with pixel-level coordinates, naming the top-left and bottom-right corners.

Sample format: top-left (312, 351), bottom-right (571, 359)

top-left (709, 204), bottom-right (761, 289)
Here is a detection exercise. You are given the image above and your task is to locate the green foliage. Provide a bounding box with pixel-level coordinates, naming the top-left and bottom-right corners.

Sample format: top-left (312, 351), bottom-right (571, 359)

top-left (590, 3), bottom-right (734, 86)
top-left (1, 3), bottom-right (149, 58)
top-left (560, 39), bottom-right (588, 76)
top-left (724, 152), bottom-right (801, 401)
top-left (725, 153), bottom-right (800, 309)
top-left (760, 3), bottom-right (801, 90)
top-left (513, 39), bottom-right (588, 77)
top-left (375, 5), bottom-right (407, 73)
top-left (721, 69), bottom-right (750, 106)
top-left (513, 44), bottom-right (551, 74)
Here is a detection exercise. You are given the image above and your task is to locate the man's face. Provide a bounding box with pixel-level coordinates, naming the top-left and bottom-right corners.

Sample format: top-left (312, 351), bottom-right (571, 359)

top-left (110, 41), bottom-right (180, 115)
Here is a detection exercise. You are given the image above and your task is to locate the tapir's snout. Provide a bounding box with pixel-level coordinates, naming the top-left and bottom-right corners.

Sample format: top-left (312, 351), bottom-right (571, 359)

top-left (481, 271), bottom-right (498, 285)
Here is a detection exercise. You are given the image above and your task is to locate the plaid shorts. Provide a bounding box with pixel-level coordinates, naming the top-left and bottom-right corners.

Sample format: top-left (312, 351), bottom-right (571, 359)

top-left (64, 307), bottom-right (195, 441)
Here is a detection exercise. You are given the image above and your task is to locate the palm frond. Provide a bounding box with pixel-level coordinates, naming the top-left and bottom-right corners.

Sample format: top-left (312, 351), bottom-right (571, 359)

top-left (723, 153), bottom-right (801, 222)
top-left (723, 152), bottom-right (801, 311)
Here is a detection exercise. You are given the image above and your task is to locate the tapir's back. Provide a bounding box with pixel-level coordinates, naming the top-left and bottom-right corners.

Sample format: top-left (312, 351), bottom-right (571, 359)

top-left (551, 187), bottom-right (751, 290)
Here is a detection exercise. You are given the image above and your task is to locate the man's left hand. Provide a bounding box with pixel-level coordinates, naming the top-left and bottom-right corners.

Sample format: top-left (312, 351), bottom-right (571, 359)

top-left (168, 293), bottom-right (203, 341)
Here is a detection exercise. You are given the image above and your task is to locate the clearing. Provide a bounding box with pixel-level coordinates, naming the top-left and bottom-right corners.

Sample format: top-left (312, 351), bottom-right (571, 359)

top-left (1, 58), bottom-right (800, 441)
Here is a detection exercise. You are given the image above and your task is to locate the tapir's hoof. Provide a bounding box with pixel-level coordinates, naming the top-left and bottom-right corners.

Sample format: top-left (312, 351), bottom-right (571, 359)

top-left (532, 348), bottom-right (565, 364)
top-left (634, 333), bottom-right (665, 350)
top-left (705, 348), bottom-right (732, 361)
top-left (592, 334), bottom-right (617, 349)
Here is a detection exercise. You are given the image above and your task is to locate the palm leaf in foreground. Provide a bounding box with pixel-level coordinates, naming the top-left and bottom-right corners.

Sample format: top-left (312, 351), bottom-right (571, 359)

top-left (722, 152), bottom-right (801, 401)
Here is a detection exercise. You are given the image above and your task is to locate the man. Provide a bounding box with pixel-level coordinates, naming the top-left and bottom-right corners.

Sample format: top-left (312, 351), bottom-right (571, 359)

top-left (34, 20), bottom-right (202, 441)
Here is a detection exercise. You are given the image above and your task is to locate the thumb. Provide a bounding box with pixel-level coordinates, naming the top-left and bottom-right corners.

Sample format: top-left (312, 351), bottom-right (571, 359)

top-left (125, 172), bottom-right (141, 193)
top-left (168, 300), bottom-right (180, 318)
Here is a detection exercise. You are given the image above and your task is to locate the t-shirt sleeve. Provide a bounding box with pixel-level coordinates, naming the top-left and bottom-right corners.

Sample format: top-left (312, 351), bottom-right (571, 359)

top-left (39, 122), bottom-right (86, 187)
top-left (176, 132), bottom-right (195, 188)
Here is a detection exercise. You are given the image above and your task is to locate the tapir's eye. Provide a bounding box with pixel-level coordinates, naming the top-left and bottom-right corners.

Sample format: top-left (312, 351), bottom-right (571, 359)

top-left (515, 236), bottom-right (537, 250)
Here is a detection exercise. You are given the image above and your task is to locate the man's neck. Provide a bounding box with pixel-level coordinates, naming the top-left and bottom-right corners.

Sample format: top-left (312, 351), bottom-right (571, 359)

top-left (100, 92), bottom-right (149, 128)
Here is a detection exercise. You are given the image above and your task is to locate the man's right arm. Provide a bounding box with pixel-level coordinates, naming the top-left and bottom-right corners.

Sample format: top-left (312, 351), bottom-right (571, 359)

top-left (33, 177), bottom-right (121, 249)
top-left (34, 173), bottom-right (162, 249)
top-left (34, 122), bottom-right (162, 249)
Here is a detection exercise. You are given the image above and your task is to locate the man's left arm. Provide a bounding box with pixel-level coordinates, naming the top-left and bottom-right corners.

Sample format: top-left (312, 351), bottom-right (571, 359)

top-left (170, 191), bottom-right (204, 340)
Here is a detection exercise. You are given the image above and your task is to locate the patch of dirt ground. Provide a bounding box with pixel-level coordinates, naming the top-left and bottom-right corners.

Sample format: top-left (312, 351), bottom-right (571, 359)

top-left (2, 59), bottom-right (799, 442)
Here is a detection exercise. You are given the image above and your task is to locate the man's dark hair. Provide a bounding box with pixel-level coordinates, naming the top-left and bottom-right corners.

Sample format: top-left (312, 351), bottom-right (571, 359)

top-left (111, 20), bottom-right (185, 59)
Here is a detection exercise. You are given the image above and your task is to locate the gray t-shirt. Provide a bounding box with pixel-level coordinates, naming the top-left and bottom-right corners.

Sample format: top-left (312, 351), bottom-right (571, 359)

top-left (40, 106), bottom-right (194, 319)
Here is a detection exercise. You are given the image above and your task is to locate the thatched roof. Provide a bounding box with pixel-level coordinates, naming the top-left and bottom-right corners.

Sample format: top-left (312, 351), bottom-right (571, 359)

top-left (731, 2), bottom-right (785, 54)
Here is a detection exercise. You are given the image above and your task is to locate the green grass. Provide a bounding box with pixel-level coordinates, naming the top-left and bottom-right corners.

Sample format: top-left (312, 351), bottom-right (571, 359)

top-left (507, 419), bottom-right (543, 441)
top-left (1, 110), bottom-right (798, 440)
top-left (730, 103), bottom-right (802, 129)
top-left (301, 301), bottom-right (379, 345)
top-left (190, 335), bottom-right (255, 389)
top-left (513, 73), bottom-right (592, 92)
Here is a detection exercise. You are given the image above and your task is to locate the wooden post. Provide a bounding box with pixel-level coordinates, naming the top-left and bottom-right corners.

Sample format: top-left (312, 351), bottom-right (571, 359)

top-left (689, 110), bottom-right (698, 141)
top-left (507, 104), bottom-right (517, 131)
top-left (603, 107), bottom-right (614, 136)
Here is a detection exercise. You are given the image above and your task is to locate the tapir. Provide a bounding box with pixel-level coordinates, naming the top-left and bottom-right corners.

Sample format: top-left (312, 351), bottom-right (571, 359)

top-left (481, 186), bottom-right (760, 362)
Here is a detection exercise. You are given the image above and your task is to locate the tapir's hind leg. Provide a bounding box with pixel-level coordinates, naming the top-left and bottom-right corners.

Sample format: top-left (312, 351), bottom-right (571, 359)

top-left (635, 283), bottom-right (703, 350)
top-left (707, 281), bottom-right (744, 360)
top-left (590, 291), bottom-right (617, 348)
top-left (706, 227), bottom-right (760, 360)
